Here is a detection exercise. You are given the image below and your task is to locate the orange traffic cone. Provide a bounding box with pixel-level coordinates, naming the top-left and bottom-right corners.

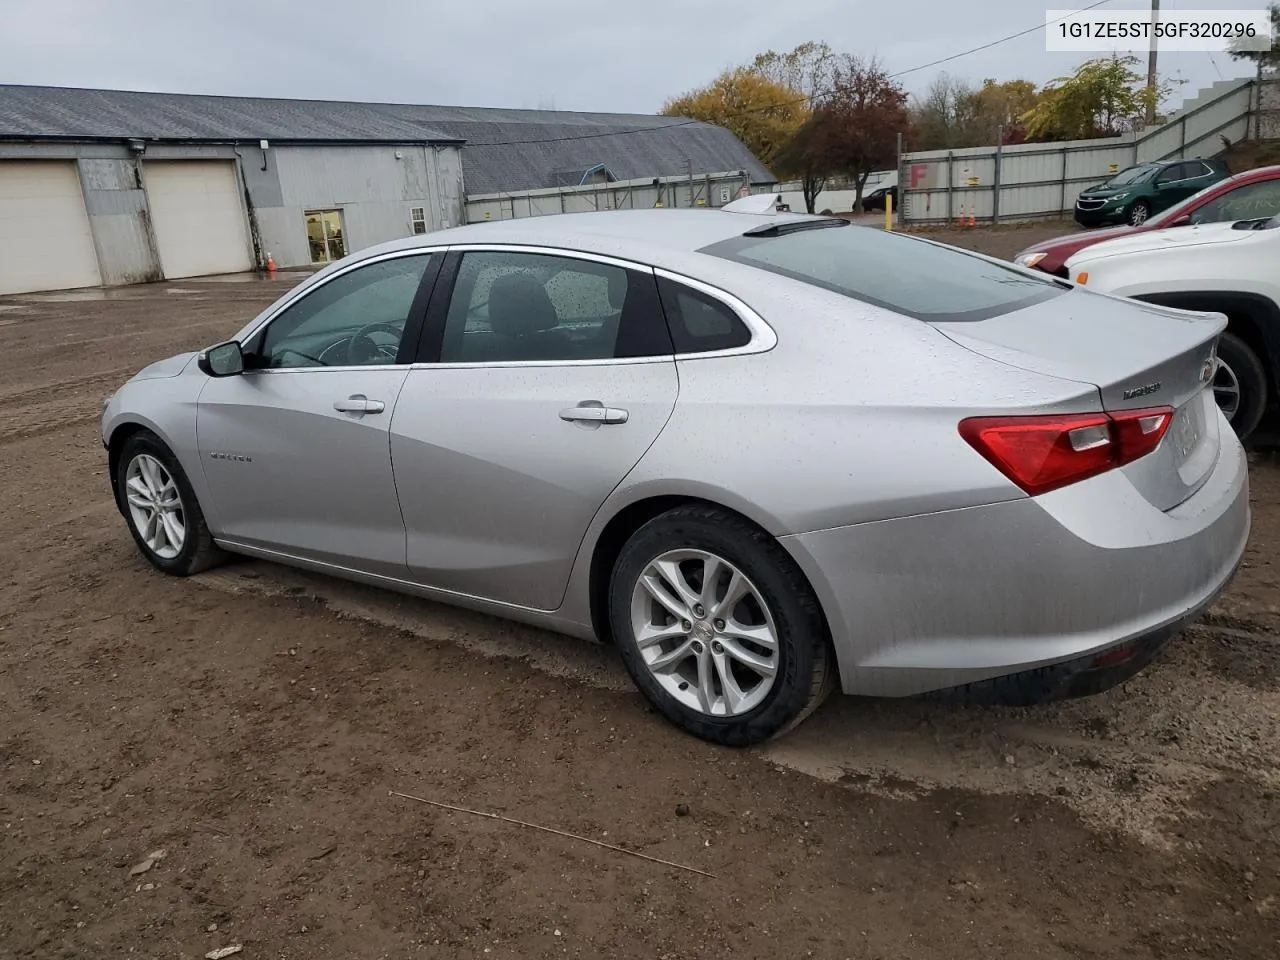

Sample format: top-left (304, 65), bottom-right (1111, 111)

top-left (265, 252), bottom-right (277, 276)
top-left (967, 212), bottom-right (976, 228)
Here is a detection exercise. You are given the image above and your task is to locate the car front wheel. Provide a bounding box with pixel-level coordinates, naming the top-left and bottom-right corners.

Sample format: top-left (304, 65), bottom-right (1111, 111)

top-left (608, 505), bottom-right (835, 746)
top-left (1127, 200), bottom-right (1151, 226)
top-left (1214, 331), bottom-right (1268, 440)
top-left (116, 430), bottom-right (226, 576)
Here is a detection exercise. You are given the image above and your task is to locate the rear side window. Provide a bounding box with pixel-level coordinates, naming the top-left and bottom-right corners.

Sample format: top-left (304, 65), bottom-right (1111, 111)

top-left (700, 224), bottom-right (1064, 323)
top-left (657, 278), bottom-right (751, 353)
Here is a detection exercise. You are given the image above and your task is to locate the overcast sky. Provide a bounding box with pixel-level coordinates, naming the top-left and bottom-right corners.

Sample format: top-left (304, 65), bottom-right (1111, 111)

top-left (0, 0), bottom-right (1264, 113)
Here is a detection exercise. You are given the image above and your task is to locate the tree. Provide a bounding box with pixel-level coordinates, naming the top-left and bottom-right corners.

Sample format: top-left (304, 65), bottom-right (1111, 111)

top-left (661, 68), bottom-right (807, 173)
top-left (972, 79), bottom-right (1039, 144)
top-left (910, 73), bottom-right (977, 150)
top-left (1227, 2), bottom-right (1279, 75)
top-left (774, 113), bottom-right (838, 213)
top-left (750, 41), bottom-right (838, 209)
top-left (1021, 55), bottom-right (1180, 141)
top-left (751, 41), bottom-right (837, 107)
top-left (910, 75), bottom-right (1040, 150)
top-left (818, 56), bottom-right (912, 207)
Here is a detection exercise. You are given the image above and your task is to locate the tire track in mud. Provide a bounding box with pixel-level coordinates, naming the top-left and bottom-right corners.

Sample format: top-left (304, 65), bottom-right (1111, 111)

top-left (186, 557), bottom-right (1280, 851)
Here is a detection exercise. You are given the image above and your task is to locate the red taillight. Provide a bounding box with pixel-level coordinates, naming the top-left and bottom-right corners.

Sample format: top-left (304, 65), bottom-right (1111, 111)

top-left (959, 406), bottom-right (1172, 496)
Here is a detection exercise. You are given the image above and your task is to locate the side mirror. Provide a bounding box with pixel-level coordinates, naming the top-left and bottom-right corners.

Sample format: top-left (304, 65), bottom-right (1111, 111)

top-left (1171, 214), bottom-right (1191, 226)
top-left (198, 340), bottom-right (244, 377)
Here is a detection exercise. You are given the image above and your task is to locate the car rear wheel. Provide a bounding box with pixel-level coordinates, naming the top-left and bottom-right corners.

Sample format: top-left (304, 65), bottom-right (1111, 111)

top-left (117, 430), bottom-right (226, 576)
top-left (1214, 331), bottom-right (1267, 440)
top-left (1127, 200), bottom-right (1151, 226)
top-left (608, 505), bottom-right (835, 746)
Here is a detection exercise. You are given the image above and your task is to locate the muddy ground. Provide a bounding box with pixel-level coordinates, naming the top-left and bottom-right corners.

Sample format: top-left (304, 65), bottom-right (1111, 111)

top-left (1, 230), bottom-right (1278, 960)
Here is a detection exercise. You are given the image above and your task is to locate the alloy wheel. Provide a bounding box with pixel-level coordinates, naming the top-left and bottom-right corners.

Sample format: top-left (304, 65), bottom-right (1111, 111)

top-left (629, 549), bottom-right (779, 717)
top-left (1128, 204), bottom-right (1149, 226)
top-left (1213, 358), bottom-right (1242, 422)
top-left (124, 453), bottom-right (186, 560)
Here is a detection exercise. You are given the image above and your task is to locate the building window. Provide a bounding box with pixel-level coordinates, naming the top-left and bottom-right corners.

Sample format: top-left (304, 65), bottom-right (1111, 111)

top-left (410, 206), bottom-right (427, 235)
top-left (305, 209), bottom-right (346, 264)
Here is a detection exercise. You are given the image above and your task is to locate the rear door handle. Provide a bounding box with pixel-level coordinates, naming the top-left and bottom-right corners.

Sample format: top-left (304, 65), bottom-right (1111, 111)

top-left (559, 403), bottom-right (629, 425)
top-left (334, 395), bottom-right (385, 414)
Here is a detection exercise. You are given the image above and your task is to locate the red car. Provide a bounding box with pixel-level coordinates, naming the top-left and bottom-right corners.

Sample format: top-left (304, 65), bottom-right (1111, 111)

top-left (1013, 164), bottom-right (1280, 277)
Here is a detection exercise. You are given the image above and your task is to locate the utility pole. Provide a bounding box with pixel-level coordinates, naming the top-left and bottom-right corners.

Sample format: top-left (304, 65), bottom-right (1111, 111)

top-left (1145, 0), bottom-right (1160, 126)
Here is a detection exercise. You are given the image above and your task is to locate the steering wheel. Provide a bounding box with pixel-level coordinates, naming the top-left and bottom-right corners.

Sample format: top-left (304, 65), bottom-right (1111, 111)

top-left (346, 321), bottom-right (403, 365)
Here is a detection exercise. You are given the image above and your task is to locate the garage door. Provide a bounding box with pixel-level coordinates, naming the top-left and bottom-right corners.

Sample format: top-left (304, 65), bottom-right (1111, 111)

top-left (0, 161), bottom-right (102, 296)
top-left (144, 160), bottom-right (253, 279)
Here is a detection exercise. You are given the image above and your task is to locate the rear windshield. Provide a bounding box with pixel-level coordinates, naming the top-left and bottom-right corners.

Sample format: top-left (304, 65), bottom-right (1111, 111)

top-left (700, 224), bottom-right (1065, 323)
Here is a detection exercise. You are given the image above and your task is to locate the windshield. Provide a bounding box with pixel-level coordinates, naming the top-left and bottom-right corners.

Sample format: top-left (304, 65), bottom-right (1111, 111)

top-left (701, 224), bottom-right (1065, 323)
top-left (1105, 164), bottom-right (1159, 187)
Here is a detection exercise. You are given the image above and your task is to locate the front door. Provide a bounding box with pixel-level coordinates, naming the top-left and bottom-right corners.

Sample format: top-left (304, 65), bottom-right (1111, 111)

top-left (196, 251), bottom-right (438, 577)
top-left (390, 247), bottom-right (680, 611)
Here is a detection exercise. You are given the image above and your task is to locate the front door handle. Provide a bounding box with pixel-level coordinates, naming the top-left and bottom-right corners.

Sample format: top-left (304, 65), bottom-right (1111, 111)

top-left (334, 395), bottom-right (385, 415)
top-left (560, 402), bottom-right (628, 425)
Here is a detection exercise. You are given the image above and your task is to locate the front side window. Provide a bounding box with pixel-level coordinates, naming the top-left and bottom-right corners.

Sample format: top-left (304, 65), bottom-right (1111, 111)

top-left (439, 250), bottom-right (670, 362)
top-left (701, 224), bottom-right (1063, 323)
top-left (255, 254), bottom-right (433, 368)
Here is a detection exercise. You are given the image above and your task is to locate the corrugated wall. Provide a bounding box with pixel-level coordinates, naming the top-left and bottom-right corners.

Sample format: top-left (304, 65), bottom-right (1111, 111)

top-left (899, 78), bottom-right (1266, 225)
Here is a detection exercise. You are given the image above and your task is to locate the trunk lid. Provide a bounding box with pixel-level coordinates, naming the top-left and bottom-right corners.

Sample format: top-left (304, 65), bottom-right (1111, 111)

top-left (933, 290), bottom-right (1224, 511)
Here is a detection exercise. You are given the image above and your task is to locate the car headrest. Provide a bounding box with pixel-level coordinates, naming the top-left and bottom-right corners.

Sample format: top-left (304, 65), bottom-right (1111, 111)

top-left (487, 272), bottom-right (559, 337)
top-left (607, 270), bottom-right (627, 309)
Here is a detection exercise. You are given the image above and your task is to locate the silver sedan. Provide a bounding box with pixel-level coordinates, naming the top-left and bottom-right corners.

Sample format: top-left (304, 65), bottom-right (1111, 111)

top-left (101, 200), bottom-right (1250, 745)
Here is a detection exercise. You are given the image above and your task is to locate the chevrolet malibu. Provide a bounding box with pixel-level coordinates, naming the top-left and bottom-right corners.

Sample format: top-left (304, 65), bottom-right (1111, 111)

top-left (101, 198), bottom-right (1251, 745)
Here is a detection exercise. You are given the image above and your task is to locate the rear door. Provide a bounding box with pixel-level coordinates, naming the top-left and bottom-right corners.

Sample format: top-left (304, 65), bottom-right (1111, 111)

top-left (389, 246), bottom-right (679, 611)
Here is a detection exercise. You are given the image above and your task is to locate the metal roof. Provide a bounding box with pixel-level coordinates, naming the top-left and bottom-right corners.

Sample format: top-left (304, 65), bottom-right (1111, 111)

top-left (0, 85), bottom-right (775, 194)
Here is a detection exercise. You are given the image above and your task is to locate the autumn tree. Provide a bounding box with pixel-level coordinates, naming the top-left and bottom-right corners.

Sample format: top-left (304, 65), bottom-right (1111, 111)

top-left (1022, 55), bottom-right (1181, 141)
top-left (911, 74), bottom-right (1039, 149)
top-left (751, 41), bottom-right (839, 210)
top-left (817, 56), bottom-right (912, 207)
top-left (661, 68), bottom-right (806, 173)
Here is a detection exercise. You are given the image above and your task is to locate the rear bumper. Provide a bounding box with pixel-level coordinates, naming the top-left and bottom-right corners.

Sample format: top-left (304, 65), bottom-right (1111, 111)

top-left (780, 419), bottom-right (1251, 699)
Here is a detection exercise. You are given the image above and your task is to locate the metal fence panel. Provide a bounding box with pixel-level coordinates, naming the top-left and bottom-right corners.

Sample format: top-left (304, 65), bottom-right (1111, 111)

top-left (899, 77), bottom-right (1271, 226)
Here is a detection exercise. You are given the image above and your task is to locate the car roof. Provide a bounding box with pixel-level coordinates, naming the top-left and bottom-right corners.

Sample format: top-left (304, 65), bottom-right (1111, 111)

top-left (353, 208), bottom-right (834, 263)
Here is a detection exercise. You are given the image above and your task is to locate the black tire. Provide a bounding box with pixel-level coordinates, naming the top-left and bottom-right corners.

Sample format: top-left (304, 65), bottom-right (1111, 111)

top-left (1215, 330), bottom-right (1268, 440)
top-left (607, 505), bottom-right (836, 746)
top-left (1127, 200), bottom-right (1151, 226)
top-left (116, 430), bottom-right (226, 576)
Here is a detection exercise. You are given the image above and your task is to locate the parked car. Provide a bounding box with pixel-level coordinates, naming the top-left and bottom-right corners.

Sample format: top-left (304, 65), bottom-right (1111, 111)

top-left (1065, 214), bottom-right (1280, 440)
top-left (1016, 165), bottom-right (1280, 277)
top-left (101, 197), bottom-right (1249, 746)
top-left (861, 185), bottom-right (898, 212)
top-left (1072, 157), bottom-right (1232, 228)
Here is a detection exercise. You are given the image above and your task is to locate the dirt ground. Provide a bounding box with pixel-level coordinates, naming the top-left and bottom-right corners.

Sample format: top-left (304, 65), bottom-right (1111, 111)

top-left (2, 234), bottom-right (1278, 960)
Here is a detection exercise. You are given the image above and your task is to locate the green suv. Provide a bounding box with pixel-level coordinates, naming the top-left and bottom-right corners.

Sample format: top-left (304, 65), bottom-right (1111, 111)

top-left (1073, 157), bottom-right (1232, 228)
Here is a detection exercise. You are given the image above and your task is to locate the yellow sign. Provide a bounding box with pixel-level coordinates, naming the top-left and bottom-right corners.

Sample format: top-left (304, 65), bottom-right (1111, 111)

top-left (1108, 163), bottom-right (1119, 174)
top-left (966, 176), bottom-right (979, 186)
top-left (483, 211), bottom-right (491, 220)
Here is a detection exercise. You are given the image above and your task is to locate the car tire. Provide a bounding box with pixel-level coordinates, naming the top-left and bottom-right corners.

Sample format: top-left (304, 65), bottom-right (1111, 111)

top-left (608, 505), bottom-right (836, 746)
top-left (116, 430), bottom-right (226, 577)
top-left (1214, 330), bottom-right (1268, 440)
top-left (1127, 200), bottom-right (1151, 226)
